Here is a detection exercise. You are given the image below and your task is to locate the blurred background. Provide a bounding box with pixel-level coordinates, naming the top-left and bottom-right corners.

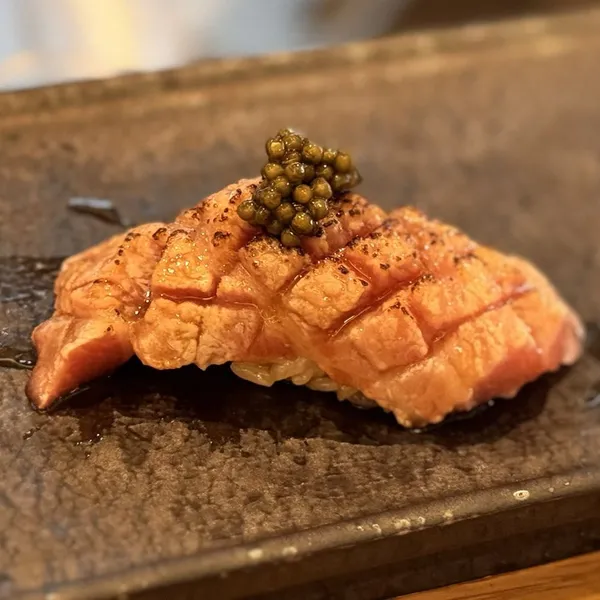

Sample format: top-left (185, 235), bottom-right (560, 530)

top-left (0, 0), bottom-right (595, 92)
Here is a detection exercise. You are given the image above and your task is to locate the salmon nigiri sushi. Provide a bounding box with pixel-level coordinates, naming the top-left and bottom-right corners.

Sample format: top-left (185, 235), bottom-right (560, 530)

top-left (27, 131), bottom-right (584, 427)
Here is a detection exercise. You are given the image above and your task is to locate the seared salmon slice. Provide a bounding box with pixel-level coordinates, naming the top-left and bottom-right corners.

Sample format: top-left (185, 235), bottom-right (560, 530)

top-left (27, 178), bottom-right (584, 426)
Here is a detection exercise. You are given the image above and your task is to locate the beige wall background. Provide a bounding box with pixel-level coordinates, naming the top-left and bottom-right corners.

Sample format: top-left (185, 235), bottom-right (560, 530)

top-left (0, 0), bottom-right (407, 91)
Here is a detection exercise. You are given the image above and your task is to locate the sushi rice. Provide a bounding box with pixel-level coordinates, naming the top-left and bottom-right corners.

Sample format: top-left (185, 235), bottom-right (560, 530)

top-left (230, 359), bottom-right (376, 408)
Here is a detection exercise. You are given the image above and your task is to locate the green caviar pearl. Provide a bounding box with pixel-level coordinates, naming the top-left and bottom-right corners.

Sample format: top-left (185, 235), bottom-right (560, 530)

top-left (315, 164), bottom-right (334, 181)
top-left (322, 148), bottom-right (338, 164)
top-left (260, 187), bottom-right (282, 210)
top-left (291, 211), bottom-right (315, 235)
top-left (272, 175), bottom-right (292, 197)
top-left (284, 133), bottom-right (303, 151)
top-left (262, 162), bottom-right (284, 181)
top-left (311, 177), bottom-right (332, 200)
top-left (302, 164), bottom-right (316, 183)
top-left (334, 151), bottom-right (352, 174)
top-left (274, 202), bottom-right (296, 224)
top-left (261, 131), bottom-right (363, 241)
top-left (293, 184), bottom-right (313, 204)
top-left (282, 150), bottom-right (302, 166)
top-left (331, 173), bottom-right (351, 192)
top-left (309, 199), bottom-right (329, 220)
top-left (284, 162), bottom-right (306, 184)
top-left (265, 138), bottom-right (286, 161)
top-left (281, 228), bottom-right (301, 247)
top-left (253, 205), bottom-right (271, 226)
top-left (267, 219), bottom-right (283, 236)
top-left (349, 169), bottom-right (362, 187)
top-left (237, 199), bottom-right (257, 222)
top-left (301, 142), bottom-right (324, 164)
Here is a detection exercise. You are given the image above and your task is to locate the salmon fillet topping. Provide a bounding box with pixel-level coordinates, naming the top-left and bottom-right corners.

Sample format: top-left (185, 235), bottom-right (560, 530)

top-left (27, 178), bottom-right (584, 427)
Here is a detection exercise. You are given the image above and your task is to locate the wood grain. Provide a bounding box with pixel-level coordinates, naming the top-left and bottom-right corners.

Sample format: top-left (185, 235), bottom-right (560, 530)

top-left (403, 552), bottom-right (600, 599)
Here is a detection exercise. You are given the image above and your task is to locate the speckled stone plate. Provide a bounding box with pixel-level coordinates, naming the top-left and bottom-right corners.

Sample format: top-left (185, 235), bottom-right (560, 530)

top-left (1, 9), bottom-right (600, 600)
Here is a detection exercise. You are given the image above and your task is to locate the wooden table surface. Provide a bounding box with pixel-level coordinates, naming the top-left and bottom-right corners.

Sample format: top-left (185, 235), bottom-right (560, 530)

top-left (403, 552), bottom-right (600, 599)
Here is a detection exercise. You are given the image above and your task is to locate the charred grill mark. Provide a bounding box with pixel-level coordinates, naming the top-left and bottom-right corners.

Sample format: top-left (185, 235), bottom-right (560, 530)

top-left (243, 234), bottom-right (285, 259)
top-left (170, 228), bottom-right (189, 237)
top-left (180, 207), bottom-right (203, 223)
top-left (149, 183), bottom-right (263, 319)
top-left (410, 273), bottom-right (435, 291)
top-left (323, 212), bottom-right (481, 338)
top-left (381, 218), bottom-right (399, 230)
top-left (217, 200), bottom-right (481, 365)
top-left (287, 215), bottom-right (421, 333)
top-left (329, 264), bottom-right (502, 346)
top-left (453, 251), bottom-right (479, 266)
top-left (165, 228), bottom-right (191, 245)
top-left (330, 218), bottom-right (531, 351)
top-left (212, 230), bottom-right (231, 247)
top-left (266, 194), bottom-right (380, 295)
top-left (282, 205), bottom-right (384, 294)
top-left (152, 227), bottom-right (167, 241)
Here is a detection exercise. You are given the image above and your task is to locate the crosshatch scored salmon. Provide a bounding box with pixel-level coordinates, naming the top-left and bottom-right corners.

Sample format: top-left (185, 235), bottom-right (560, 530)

top-left (27, 178), bottom-right (584, 427)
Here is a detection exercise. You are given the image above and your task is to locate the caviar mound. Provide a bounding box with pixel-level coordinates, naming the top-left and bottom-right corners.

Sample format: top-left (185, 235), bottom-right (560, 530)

top-left (237, 129), bottom-right (362, 247)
